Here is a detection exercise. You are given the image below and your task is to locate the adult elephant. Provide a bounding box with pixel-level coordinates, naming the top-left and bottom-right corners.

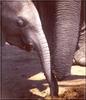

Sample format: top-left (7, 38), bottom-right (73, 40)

top-left (0, 0), bottom-right (58, 97)
top-left (34, 0), bottom-right (84, 80)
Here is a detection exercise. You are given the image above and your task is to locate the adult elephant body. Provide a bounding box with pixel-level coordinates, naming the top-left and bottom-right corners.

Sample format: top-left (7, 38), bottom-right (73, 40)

top-left (34, 0), bottom-right (84, 80)
top-left (0, 0), bottom-right (58, 97)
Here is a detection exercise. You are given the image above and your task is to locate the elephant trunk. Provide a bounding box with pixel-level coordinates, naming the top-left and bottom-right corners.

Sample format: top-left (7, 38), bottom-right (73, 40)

top-left (21, 1), bottom-right (58, 96)
top-left (33, 29), bottom-right (51, 84)
top-left (23, 26), bottom-right (58, 96)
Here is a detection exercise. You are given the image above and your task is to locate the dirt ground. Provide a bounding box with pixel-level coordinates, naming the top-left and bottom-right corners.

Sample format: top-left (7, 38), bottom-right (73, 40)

top-left (0, 45), bottom-right (86, 100)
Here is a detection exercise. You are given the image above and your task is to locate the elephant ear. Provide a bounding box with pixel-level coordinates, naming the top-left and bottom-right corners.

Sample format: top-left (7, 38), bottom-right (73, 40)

top-left (0, 32), bottom-right (6, 46)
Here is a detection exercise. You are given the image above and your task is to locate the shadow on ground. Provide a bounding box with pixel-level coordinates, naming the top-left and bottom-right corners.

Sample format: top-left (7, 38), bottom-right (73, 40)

top-left (0, 45), bottom-right (86, 99)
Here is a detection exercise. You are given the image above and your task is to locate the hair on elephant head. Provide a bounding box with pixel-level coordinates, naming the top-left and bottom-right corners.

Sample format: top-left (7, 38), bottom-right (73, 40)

top-left (0, 0), bottom-right (58, 97)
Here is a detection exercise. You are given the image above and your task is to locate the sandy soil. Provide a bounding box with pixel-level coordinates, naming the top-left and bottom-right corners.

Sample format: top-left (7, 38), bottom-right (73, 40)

top-left (0, 45), bottom-right (86, 100)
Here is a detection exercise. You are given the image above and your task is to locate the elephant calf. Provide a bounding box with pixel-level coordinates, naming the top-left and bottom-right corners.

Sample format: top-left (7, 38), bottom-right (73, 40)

top-left (0, 0), bottom-right (58, 97)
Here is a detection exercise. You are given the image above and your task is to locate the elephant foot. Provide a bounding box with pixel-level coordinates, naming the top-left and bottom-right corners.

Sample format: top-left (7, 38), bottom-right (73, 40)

top-left (73, 47), bottom-right (86, 66)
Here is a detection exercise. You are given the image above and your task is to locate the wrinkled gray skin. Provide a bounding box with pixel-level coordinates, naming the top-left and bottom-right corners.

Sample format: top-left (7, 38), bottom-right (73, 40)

top-left (0, 0), bottom-right (58, 97)
top-left (34, 0), bottom-right (85, 80)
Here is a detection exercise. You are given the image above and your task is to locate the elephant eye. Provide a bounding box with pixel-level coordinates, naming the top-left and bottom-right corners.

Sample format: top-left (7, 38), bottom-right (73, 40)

top-left (17, 17), bottom-right (28, 27)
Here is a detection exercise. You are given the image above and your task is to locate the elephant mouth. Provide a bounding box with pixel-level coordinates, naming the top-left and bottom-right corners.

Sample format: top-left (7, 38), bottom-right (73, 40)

top-left (22, 43), bottom-right (33, 52)
top-left (19, 35), bottom-right (34, 52)
top-left (16, 37), bottom-right (33, 52)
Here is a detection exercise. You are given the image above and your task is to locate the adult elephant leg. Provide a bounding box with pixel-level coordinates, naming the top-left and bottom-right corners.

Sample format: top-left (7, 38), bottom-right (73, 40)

top-left (52, 0), bottom-right (81, 80)
top-left (74, 21), bottom-right (86, 66)
top-left (73, 1), bottom-right (86, 66)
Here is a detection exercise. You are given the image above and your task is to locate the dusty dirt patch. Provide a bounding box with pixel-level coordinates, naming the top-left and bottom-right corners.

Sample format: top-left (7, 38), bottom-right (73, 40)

top-left (59, 85), bottom-right (86, 99)
top-left (0, 45), bottom-right (86, 99)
